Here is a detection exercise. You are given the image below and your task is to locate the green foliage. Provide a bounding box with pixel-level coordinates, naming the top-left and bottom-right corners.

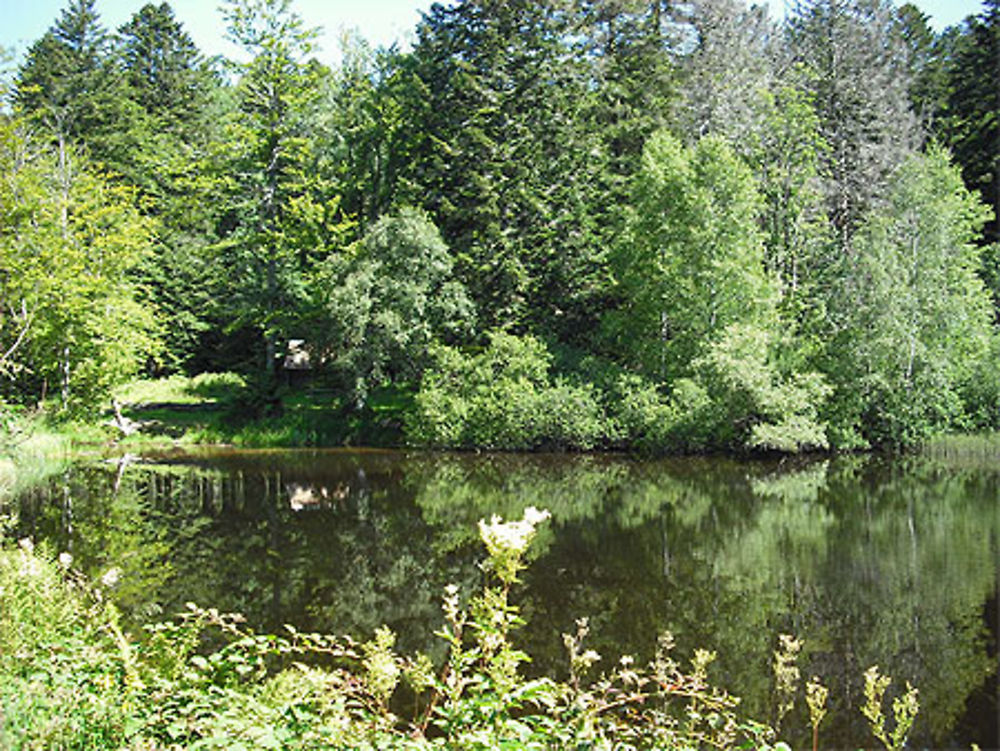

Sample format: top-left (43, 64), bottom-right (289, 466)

top-left (0, 116), bottom-right (160, 413)
top-left (748, 75), bottom-right (831, 308)
top-left (861, 666), bottom-right (920, 751)
top-left (602, 372), bottom-right (679, 452)
top-left (14, 0), bottom-right (139, 169)
top-left (4, 0), bottom-right (999, 453)
top-left (115, 2), bottom-right (212, 138)
top-left (407, 332), bottom-right (608, 451)
top-left (406, 0), bottom-right (614, 334)
top-left (686, 324), bottom-right (831, 452)
top-left (0, 539), bottom-right (138, 748)
top-left (609, 131), bottom-right (777, 381)
top-left (317, 208), bottom-right (473, 402)
top-left (0, 508), bottom-right (794, 750)
top-left (820, 146), bottom-right (994, 446)
top-left (942, 0), bottom-right (999, 244)
top-left (214, 0), bottom-right (346, 376)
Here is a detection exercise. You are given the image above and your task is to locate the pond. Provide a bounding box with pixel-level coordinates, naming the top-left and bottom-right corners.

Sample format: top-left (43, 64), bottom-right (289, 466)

top-left (8, 448), bottom-right (999, 748)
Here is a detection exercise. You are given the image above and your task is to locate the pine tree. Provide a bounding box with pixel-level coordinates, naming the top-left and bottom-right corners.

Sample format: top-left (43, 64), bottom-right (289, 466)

top-left (15, 0), bottom-right (137, 172)
top-left (944, 0), bottom-right (1000, 243)
top-left (116, 2), bottom-right (212, 136)
top-left (575, 0), bottom-right (676, 195)
top-left (407, 0), bottom-right (607, 335)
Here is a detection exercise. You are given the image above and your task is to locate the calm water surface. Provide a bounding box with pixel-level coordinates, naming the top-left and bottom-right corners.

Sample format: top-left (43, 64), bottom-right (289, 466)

top-left (11, 449), bottom-right (1000, 748)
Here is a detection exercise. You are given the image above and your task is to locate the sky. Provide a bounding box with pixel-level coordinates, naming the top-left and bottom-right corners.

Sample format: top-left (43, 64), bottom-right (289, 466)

top-left (0, 0), bottom-right (990, 68)
top-left (1, 0), bottom-right (434, 65)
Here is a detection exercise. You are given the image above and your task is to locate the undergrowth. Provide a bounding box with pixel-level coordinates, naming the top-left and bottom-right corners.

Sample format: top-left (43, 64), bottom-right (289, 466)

top-left (0, 509), bottom-right (918, 749)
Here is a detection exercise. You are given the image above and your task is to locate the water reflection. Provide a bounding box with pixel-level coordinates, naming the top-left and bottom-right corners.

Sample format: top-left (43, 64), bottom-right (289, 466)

top-left (10, 450), bottom-right (999, 748)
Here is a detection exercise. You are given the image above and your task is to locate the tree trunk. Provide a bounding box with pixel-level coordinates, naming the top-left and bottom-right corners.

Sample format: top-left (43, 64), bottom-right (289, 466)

top-left (61, 345), bottom-right (71, 410)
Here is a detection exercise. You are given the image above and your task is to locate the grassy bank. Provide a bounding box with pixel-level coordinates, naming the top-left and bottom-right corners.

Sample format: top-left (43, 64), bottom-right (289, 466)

top-left (2, 373), bottom-right (409, 455)
top-left (110, 373), bottom-right (408, 449)
top-left (0, 414), bottom-right (75, 501)
top-left (10, 372), bottom-right (1000, 462)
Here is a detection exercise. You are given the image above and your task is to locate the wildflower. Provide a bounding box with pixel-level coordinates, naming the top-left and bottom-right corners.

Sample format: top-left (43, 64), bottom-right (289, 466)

top-left (774, 633), bottom-right (802, 728)
top-left (442, 583), bottom-right (461, 624)
top-left (18, 557), bottom-right (40, 578)
top-left (58, 552), bottom-right (72, 568)
top-left (478, 507), bottom-right (551, 584)
top-left (17, 538), bottom-right (40, 577)
top-left (806, 676), bottom-right (829, 734)
top-left (523, 506), bottom-right (551, 526)
top-left (479, 507), bottom-right (552, 556)
top-left (101, 567), bottom-right (121, 588)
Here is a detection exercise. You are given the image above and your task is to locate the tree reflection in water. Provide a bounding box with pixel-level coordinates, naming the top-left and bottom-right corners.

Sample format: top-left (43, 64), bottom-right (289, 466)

top-left (11, 449), bottom-right (999, 748)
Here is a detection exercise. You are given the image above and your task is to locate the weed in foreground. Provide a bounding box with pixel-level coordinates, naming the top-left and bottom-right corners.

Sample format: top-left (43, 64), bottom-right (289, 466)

top-left (0, 508), bottom-right (919, 749)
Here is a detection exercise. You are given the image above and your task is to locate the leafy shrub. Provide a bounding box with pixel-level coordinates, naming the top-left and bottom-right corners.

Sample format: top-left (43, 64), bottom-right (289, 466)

top-left (0, 540), bottom-right (137, 748)
top-left (407, 332), bottom-right (608, 450)
top-left (684, 324), bottom-right (831, 452)
top-left (604, 372), bottom-right (680, 452)
top-left (316, 208), bottom-right (474, 404)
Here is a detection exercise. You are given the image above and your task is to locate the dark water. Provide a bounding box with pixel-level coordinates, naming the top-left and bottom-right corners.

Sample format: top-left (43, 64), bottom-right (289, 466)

top-left (9, 449), bottom-right (1000, 749)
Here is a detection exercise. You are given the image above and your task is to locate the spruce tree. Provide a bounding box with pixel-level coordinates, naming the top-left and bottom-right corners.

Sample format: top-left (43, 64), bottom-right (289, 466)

top-left (944, 0), bottom-right (1000, 243)
top-left (407, 0), bottom-right (607, 335)
top-left (15, 0), bottom-right (137, 171)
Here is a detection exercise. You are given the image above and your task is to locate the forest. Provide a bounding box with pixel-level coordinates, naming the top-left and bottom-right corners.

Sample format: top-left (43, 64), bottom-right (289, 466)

top-left (1, 0), bottom-right (999, 453)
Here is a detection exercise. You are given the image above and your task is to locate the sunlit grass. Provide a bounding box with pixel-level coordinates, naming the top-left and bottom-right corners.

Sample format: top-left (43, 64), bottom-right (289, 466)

top-left (113, 372), bottom-right (245, 406)
top-left (0, 375), bottom-right (408, 459)
top-left (0, 426), bottom-right (73, 502)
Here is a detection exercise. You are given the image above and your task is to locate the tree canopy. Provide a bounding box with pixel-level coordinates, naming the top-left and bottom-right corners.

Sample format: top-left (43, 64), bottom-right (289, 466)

top-left (3, 0), bottom-right (998, 450)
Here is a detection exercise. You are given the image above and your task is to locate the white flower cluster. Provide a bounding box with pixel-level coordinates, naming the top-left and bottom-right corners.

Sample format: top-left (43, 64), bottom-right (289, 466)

top-left (17, 538), bottom-right (40, 578)
top-left (478, 506), bottom-right (551, 556)
top-left (577, 649), bottom-right (601, 670)
top-left (101, 567), bottom-right (121, 588)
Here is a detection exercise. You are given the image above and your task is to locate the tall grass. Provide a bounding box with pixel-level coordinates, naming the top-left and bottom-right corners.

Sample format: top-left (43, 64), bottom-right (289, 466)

top-left (920, 432), bottom-right (1000, 461)
top-left (0, 423), bottom-right (73, 503)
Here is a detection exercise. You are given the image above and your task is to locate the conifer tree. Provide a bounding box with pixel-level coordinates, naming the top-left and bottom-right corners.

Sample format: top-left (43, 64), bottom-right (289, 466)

top-left (944, 0), bottom-right (1000, 243)
top-left (16, 0), bottom-right (138, 172)
top-left (116, 3), bottom-right (211, 136)
top-left (787, 0), bottom-right (920, 247)
top-left (407, 0), bottom-right (607, 335)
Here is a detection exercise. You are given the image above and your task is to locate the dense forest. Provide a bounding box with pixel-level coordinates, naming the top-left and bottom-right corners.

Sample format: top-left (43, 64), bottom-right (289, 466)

top-left (0, 0), bottom-right (998, 452)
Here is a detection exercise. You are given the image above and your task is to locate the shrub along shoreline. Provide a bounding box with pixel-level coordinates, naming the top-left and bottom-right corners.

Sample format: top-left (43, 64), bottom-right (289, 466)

top-left (0, 360), bottom-right (844, 457)
top-left (5, 361), bottom-right (997, 462)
